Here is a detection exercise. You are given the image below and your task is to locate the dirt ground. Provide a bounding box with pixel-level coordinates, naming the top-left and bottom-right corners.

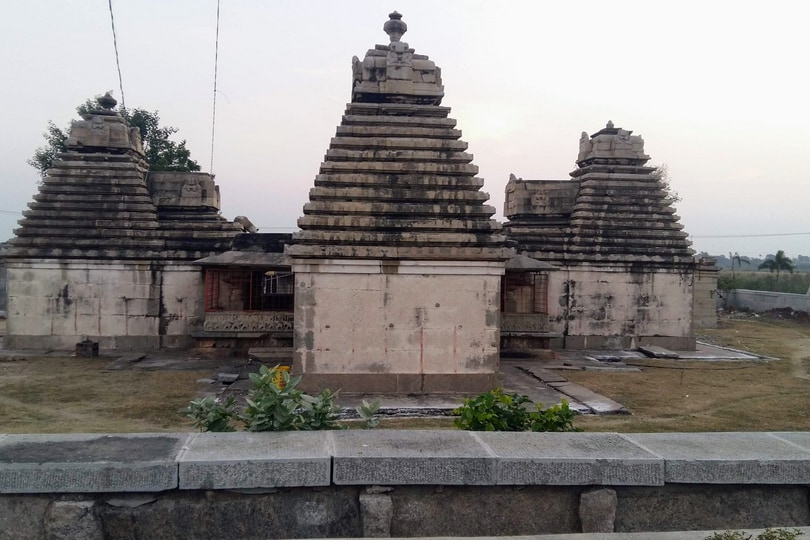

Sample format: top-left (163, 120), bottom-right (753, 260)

top-left (0, 314), bottom-right (808, 433)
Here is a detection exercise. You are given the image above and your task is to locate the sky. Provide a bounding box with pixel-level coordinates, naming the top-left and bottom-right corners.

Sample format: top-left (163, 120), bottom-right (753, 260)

top-left (1, 0), bottom-right (808, 259)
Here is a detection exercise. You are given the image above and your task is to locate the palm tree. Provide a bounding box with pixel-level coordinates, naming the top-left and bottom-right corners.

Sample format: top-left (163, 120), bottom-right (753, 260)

top-left (729, 251), bottom-right (750, 283)
top-left (758, 250), bottom-right (794, 281)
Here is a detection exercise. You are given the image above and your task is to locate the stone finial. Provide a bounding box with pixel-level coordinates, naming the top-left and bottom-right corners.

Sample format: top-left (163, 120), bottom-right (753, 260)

top-left (606, 120), bottom-right (614, 129)
top-left (383, 11), bottom-right (407, 42)
top-left (97, 92), bottom-right (117, 110)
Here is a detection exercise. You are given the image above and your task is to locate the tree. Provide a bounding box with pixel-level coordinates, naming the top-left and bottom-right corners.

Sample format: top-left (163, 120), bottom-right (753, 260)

top-left (652, 164), bottom-right (682, 205)
top-left (758, 250), bottom-right (794, 281)
top-left (28, 94), bottom-right (200, 177)
top-left (729, 251), bottom-right (750, 283)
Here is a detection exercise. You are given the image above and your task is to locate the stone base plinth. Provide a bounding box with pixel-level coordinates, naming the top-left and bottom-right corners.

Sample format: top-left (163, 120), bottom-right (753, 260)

top-left (291, 258), bottom-right (505, 394)
top-left (298, 371), bottom-right (500, 394)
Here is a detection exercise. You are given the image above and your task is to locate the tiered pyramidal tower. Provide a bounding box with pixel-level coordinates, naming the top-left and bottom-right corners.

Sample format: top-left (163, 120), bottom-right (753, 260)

top-left (5, 94), bottom-right (241, 350)
top-left (288, 12), bottom-right (512, 393)
top-left (504, 122), bottom-right (694, 266)
top-left (503, 123), bottom-right (698, 350)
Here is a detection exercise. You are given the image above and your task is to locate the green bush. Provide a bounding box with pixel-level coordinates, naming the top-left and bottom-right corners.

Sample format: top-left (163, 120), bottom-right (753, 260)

top-left (242, 365), bottom-right (341, 431)
top-left (186, 365), bottom-right (343, 432)
top-left (186, 396), bottom-right (237, 432)
top-left (453, 388), bottom-right (579, 432)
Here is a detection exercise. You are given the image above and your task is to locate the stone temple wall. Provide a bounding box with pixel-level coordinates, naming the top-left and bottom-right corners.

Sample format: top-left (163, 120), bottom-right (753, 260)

top-left (293, 260), bottom-right (503, 393)
top-left (549, 266), bottom-right (695, 350)
top-left (4, 261), bottom-right (201, 351)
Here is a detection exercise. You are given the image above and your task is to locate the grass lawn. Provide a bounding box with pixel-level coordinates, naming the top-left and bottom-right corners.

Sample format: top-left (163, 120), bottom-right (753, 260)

top-left (568, 316), bottom-right (810, 432)
top-left (0, 316), bottom-right (808, 433)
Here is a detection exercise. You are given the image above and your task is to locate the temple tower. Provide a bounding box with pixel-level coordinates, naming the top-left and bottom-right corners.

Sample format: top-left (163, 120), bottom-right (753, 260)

top-left (287, 13), bottom-right (512, 393)
top-left (5, 94), bottom-right (241, 350)
top-left (503, 122), bottom-right (697, 350)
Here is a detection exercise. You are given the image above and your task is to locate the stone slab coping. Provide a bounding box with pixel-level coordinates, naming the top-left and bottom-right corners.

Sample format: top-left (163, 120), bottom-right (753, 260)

top-left (0, 433), bottom-right (189, 494)
top-left (475, 432), bottom-right (663, 486)
top-left (626, 432), bottom-right (810, 484)
top-left (1, 431), bottom-right (809, 493)
top-left (178, 432), bottom-right (331, 489)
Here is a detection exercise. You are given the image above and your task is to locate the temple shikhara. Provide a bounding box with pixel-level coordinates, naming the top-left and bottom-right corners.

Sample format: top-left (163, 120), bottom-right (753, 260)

top-left (2, 13), bottom-right (717, 393)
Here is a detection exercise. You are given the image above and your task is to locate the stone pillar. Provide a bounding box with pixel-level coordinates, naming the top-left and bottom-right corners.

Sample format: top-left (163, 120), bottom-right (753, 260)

top-left (359, 488), bottom-right (394, 537)
top-left (578, 487), bottom-right (617, 533)
top-left (44, 501), bottom-right (102, 540)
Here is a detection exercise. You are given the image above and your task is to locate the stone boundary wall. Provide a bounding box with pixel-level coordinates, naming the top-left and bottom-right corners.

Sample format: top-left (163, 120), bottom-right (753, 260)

top-left (1, 431), bottom-right (809, 538)
top-left (723, 289), bottom-right (810, 313)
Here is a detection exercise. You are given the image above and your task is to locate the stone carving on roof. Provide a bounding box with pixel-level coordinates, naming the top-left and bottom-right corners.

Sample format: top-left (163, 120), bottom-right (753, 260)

top-left (66, 92), bottom-right (144, 155)
top-left (351, 12), bottom-right (444, 105)
top-left (576, 120), bottom-right (649, 167)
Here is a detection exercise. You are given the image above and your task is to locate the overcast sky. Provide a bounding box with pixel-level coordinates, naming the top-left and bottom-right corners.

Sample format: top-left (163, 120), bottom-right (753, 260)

top-left (1, 0), bottom-right (808, 258)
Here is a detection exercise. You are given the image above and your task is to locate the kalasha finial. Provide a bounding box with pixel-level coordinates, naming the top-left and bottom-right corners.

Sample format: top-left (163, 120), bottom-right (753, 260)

top-left (383, 11), bottom-right (407, 42)
top-left (606, 120), bottom-right (614, 129)
top-left (98, 92), bottom-right (117, 110)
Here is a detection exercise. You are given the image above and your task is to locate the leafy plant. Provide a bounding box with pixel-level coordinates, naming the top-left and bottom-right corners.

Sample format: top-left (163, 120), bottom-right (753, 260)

top-left (529, 400), bottom-right (578, 432)
top-left (356, 399), bottom-right (382, 429)
top-left (241, 365), bottom-right (341, 432)
top-left (186, 365), bottom-right (343, 432)
top-left (705, 528), bottom-right (803, 540)
top-left (186, 396), bottom-right (237, 432)
top-left (453, 388), bottom-right (580, 432)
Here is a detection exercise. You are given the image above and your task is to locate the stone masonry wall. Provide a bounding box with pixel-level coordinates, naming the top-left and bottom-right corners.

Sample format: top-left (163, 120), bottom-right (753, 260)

top-left (5, 260), bottom-right (202, 351)
top-left (547, 266), bottom-right (695, 350)
top-left (1, 431), bottom-right (809, 538)
top-left (292, 260), bottom-right (503, 393)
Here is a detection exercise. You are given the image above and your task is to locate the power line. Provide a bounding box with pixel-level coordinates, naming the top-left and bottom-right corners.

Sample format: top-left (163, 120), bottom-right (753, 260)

top-left (107, 0), bottom-right (126, 109)
top-left (692, 232), bottom-right (810, 239)
top-left (210, 0), bottom-right (221, 175)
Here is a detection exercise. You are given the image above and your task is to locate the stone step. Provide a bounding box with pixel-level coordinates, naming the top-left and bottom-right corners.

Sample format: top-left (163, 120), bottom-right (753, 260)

top-left (297, 216), bottom-right (501, 232)
top-left (302, 201), bottom-right (496, 217)
top-left (27, 199), bottom-right (155, 215)
top-left (569, 218), bottom-right (684, 231)
top-left (325, 148), bottom-right (473, 163)
top-left (314, 173), bottom-right (484, 190)
top-left (341, 114), bottom-right (457, 128)
top-left (345, 102), bottom-right (452, 117)
top-left (308, 186), bottom-right (490, 203)
top-left (33, 193), bottom-right (152, 202)
top-left (334, 125), bottom-right (462, 139)
top-left (330, 136), bottom-right (468, 152)
top-left (11, 235), bottom-right (166, 247)
top-left (320, 160), bottom-right (478, 176)
top-left (293, 230), bottom-right (508, 246)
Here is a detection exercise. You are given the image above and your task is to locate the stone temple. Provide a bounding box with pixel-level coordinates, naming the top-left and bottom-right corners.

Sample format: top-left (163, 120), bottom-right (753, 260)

top-left (501, 122), bottom-right (705, 351)
top-left (286, 12), bottom-right (513, 393)
top-left (4, 93), bottom-right (242, 350)
top-left (2, 13), bottom-right (717, 393)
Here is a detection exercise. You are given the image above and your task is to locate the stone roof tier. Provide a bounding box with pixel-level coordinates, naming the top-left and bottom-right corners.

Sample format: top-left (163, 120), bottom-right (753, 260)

top-left (503, 122), bottom-right (695, 268)
top-left (288, 14), bottom-right (511, 262)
